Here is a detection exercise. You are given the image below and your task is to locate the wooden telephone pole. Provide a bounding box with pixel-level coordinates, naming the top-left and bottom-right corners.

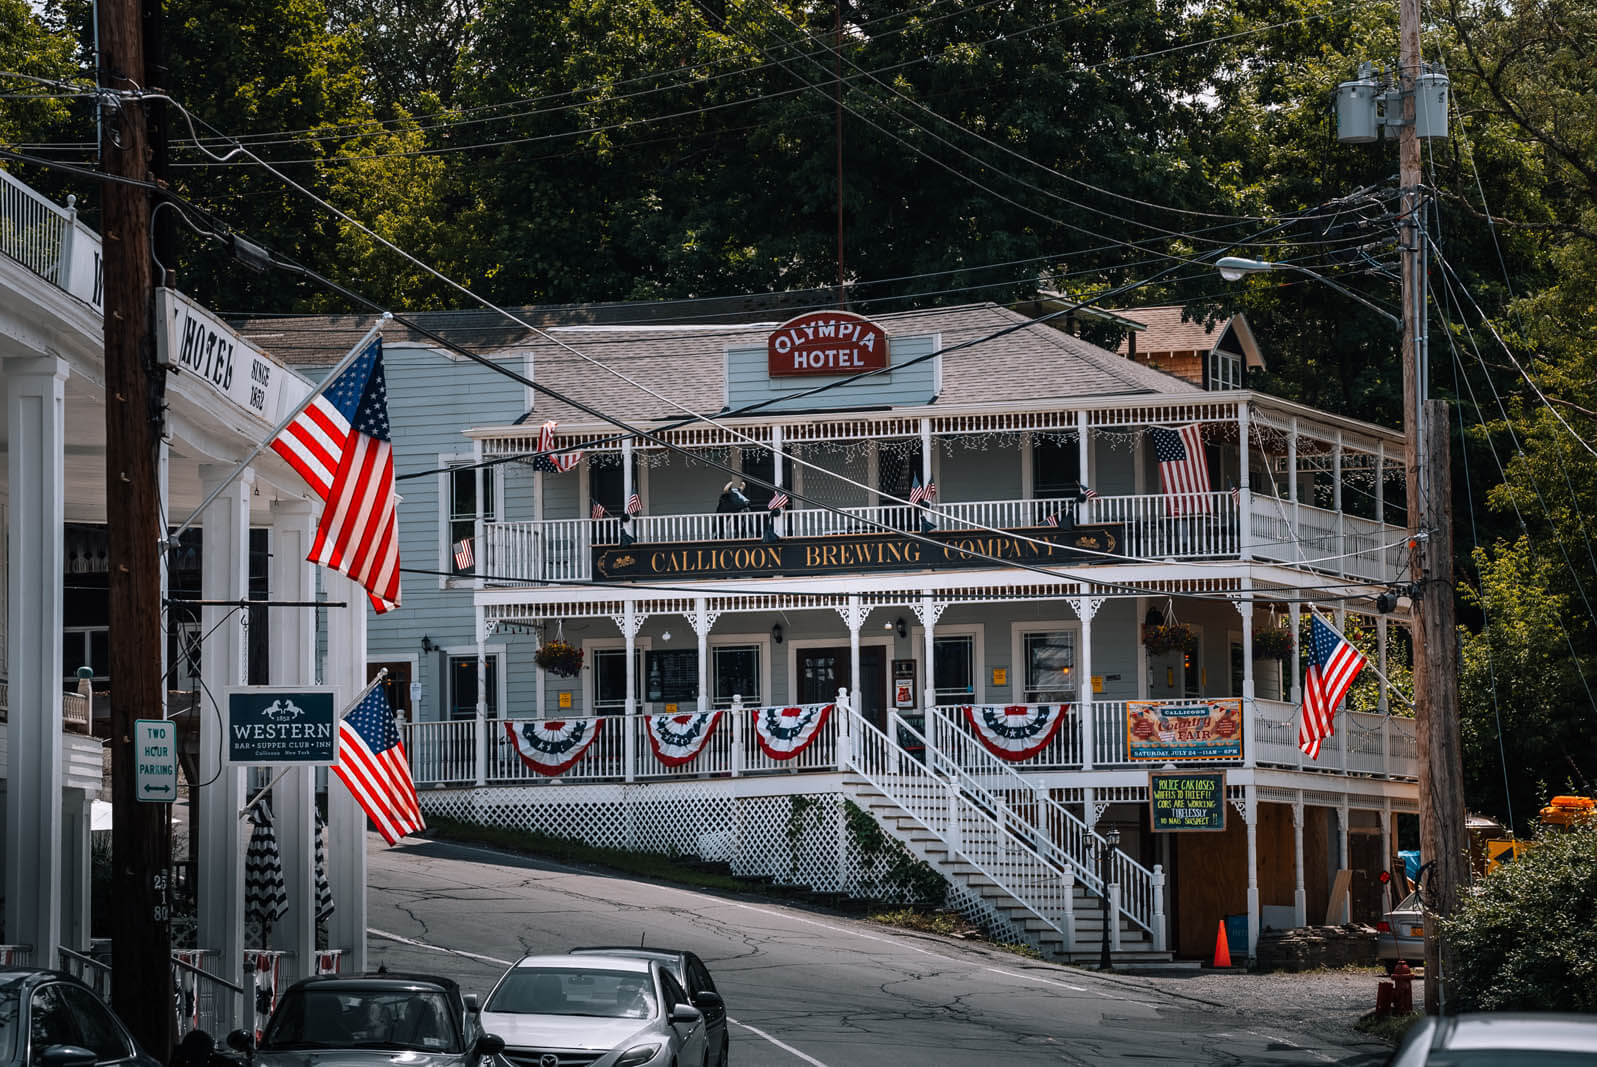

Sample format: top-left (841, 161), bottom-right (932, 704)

top-left (1397, 0), bottom-right (1468, 1015)
top-left (99, 0), bottom-right (174, 1053)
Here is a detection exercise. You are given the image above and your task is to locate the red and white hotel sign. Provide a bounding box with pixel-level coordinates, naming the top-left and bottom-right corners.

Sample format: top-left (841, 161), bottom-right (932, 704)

top-left (767, 311), bottom-right (890, 376)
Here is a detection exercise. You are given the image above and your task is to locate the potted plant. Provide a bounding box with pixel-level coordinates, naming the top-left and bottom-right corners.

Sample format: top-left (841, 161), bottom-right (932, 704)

top-left (1252, 627), bottom-right (1295, 661)
top-left (535, 640), bottom-right (584, 678)
top-left (1141, 622), bottom-right (1197, 656)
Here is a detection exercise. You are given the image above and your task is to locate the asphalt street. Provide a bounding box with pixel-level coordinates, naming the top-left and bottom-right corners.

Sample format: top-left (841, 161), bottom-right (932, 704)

top-left (365, 834), bottom-right (1390, 1066)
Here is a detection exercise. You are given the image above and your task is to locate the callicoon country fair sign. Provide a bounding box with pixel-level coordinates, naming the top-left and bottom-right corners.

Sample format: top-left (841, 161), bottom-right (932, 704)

top-left (594, 524), bottom-right (1123, 581)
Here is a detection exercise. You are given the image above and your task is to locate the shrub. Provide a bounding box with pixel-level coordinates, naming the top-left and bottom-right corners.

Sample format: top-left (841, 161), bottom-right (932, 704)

top-left (1443, 823), bottom-right (1597, 1012)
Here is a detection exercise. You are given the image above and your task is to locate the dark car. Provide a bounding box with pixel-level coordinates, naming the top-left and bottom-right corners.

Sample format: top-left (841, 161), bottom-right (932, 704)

top-left (226, 973), bottom-right (503, 1067)
top-left (1386, 1013), bottom-right (1597, 1065)
top-left (0, 968), bottom-right (163, 1067)
top-left (567, 948), bottom-right (728, 1067)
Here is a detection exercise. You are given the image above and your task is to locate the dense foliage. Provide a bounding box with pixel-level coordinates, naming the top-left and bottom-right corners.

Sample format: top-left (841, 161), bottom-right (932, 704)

top-left (1443, 824), bottom-right (1597, 1012)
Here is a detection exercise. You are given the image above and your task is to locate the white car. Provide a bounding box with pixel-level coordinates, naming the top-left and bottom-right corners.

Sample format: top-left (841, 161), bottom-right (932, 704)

top-left (481, 954), bottom-right (709, 1067)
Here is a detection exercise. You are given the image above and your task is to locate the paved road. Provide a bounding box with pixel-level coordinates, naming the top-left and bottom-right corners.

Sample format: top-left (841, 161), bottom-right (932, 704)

top-left (366, 835), bottom-right (1388, 1066)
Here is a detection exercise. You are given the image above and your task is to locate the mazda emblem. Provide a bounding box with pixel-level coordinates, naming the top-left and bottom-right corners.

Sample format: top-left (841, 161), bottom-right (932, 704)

top-left (538, 1056), bottom-right (557, 1067)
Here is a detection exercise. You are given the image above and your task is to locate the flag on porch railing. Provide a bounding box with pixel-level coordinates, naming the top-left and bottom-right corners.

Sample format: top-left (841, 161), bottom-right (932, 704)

top-left (531, 420), bottom-right (581, 473)
top-left (626, 491), bottom-right (643, 516)
top-left (768, 488), bottom-right (790, 511)
top-left (1081, 484), bottom-right (1099, 501)
top-left (590, 499), bottom-right (607, 520)
top-left (1151, 424), bottom-right (1212, 516)
top-left (909, 474), bottom-right (935, 506)
top-left (1299, 614), bottom-right (1367, 760)
top-left (452, 537), bottom-right (475, 570)
top-left (1042, 511), bottom-right (1061, 528)
top-left (332, 684), bottom-right (424, 845)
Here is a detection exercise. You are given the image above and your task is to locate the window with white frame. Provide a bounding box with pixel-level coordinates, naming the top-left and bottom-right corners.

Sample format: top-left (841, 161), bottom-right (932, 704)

top-left (933, 635), bottom-right (975, 702)
top-left (63, 627), bottom-right (110, 683)
top-left (448, 654), bottom-right (500, 719)
top-left (446, 464), bottom-right (496, 576)
top-left (1022, 631), bottom-right (1075, 702)
top-left (592, 648), bottom-right (641, 711)
top-left (712, 645), bottom-right (761, 707)
top-left (1209, 349), bottom-right (1243, 390)
top-left (1032, 436), bottom-right (1080, 500)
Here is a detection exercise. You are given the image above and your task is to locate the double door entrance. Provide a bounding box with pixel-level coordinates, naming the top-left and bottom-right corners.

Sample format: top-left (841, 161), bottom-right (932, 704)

top-left (795, 646), bottom-right (887, 730)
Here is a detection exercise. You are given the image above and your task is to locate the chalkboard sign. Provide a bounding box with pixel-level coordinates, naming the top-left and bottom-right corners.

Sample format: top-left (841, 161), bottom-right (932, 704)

top-left (1148, 770), bottom-right (1227, 832)
top-left (645, 649), bottom-right (699, 703)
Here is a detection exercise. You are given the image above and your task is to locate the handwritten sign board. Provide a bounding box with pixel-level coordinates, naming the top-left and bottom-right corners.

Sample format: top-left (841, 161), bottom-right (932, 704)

top-left (226, 687), bottom-right (338, 765)
top-left (1125, 698), bottom-right (1243, 761)
top-left (1148, 770), bottom-right (1227, 832)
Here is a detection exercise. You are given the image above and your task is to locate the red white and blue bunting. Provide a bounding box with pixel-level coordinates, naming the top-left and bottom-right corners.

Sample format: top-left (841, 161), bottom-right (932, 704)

top-left (751, 703), bottom-right (833, 760)
top-left (962, 704), bottom-right (1070, 761)
top-left (645, 711), bottom-right (722, 767)
top-left (504, 718), bottom-right (603, 775)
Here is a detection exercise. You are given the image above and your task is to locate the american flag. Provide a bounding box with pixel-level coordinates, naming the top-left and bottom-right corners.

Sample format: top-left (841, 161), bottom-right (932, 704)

top-left (626, 492), bottom-right (643, 516)
top-left (768, 489), bottom-right (790, 511)
top-left (1081, 485), bottom-right (1099, 501)
top-left (1299, 614), bottom-right (1367, 760)
top-left (531, 420), bottom-right (581, 473)
top-left (590, 499), bottom-right (608, 520)
top-left (452, 537), bottom-right (474, 570)
top-left (332, 683), bottom-right (424, 846)
top-left (270, 342), bottom-right (382, 502)
top-left (1151, 424), bottom-right (1212, 516)
top-left (1042, 512), bottom-right (1060, 528)
top-left (909, 474), bottom-right (934, 506)
top-left (298, 340), bottom-right (401, 613)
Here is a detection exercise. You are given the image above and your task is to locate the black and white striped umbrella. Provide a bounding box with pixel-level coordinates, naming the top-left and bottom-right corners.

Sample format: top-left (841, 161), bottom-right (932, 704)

top-left (245, 803), bottom-right (288, 938)
top-left (315, 809), bottom-right (335, 922)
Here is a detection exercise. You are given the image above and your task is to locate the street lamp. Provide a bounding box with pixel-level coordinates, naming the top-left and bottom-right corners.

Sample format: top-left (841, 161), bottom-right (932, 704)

top-left (1214, 256), bottom-right (1401, 327)
top-left (1098, 826), bottom-right (1121, 971)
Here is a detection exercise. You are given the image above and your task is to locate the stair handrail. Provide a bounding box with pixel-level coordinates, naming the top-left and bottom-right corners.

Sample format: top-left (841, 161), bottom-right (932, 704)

top-left (920, 703), bottom-right (1159, 935)
top-left (841, 699), bottom-right (1067, 938)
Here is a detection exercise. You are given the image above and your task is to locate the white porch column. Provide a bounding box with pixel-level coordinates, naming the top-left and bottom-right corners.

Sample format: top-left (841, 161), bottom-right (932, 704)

top-left (4, 356), bottom-right (67, 965)
top-left (1237, 585), bottom-right (1256, 769)
top-left (1293, 796), bottom-right (1307, 927)
top-left (1073, 595), bottom-right (1102, 770)
top-left (1243, 786), bottom-right (1259, 960)
top-left (836, 596), bottom-right (867, 768)
top-left (1289, 601), bottom-right (1303, 769)
top-left (920, 418), bottom-right (933, 489)
top-left (771, 426), bottom-right (785, 536)
top-left (1288, 419), bottom-right (1300, 563)
top-left (198, 464), bottom-right (252, 1026)
top-left (268, 499), bottom-right (319, 981)
top-left (693, 598), bottom-right (713, 714)
top-left (1238, 400), bottom-right (1252, 560)
top-left (1377, 615), bottom-right (1390, 714)
top-left (621, 437), bottom-right (634, 513)
top-left (1333, 432), bottom-right (1345, 563)
top-left (1075, 409), bottom-right (1090, 522)
top-left (914, 592), bottom-right (944, 709)
top-left (1375, 441), bottom-right (1386, 523)
top-left (1335, 606), bottom-right (1349, 773)
top-left (473, 439), bottom-right (486, 588)
top-left (325, 571), bottom-right (369, 974)
top-left (1337, 801), bottom-right (1352, 924)
top-left (475, 608), bottom-right (488, 787)
top-left (619, 602), bottom-right (642, 782)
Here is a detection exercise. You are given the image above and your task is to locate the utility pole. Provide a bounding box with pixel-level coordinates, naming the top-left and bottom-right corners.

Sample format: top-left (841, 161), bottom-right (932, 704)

top-left (99, 0), bottom-right (174, 1053)
top-left (1397, 0), bottom-right (1468, 1015)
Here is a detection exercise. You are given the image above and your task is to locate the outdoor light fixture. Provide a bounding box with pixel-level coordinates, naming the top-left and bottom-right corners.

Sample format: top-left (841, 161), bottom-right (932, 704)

top-left (1099, 826), bottom-right (1122, 972)
top-left (771, 622), bottom-right (784, 644)
top-left (421, 635), bottom-right (437, 653)
top-left (1216, 256), bottom-right (1274, 282)
top-left (1213, 256), bottom-right (1401, 327)
top-left (895, 617), bottom-right (908, 638)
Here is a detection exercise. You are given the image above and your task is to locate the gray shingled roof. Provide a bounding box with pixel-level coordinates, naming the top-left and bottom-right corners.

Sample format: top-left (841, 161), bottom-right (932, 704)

top-left (231, 301), bottom-right (1200, 424)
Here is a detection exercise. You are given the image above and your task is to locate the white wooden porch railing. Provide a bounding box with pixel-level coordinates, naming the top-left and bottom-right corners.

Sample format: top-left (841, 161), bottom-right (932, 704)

top-left (1083, 491), bottom-right (1239, 558)
top-left (912, 705), bottom-right (1159, 935)
top-left (0, 167), bottom-right (69, 282)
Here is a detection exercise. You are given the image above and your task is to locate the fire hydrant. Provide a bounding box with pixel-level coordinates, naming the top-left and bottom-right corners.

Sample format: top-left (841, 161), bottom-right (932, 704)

top-left (1392, 960), bottom-right (1415, 1014)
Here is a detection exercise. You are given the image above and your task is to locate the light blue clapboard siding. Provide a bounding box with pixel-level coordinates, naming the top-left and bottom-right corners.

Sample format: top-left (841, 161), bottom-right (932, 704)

top-left (648, 451), bottom-right (734, 514)
top-left (726, 335), bottom-right (939, 413)
top-left (540, 468), bottom-right (582, 520)
top-left (938, 445), bottom-right (1021, 502)
top-left (301, 342), bottom-right (532, 721)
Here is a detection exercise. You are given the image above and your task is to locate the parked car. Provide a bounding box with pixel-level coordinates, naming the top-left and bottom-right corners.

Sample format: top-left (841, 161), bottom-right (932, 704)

top-left (1377, 890), bottom-right (1426, 972)
top-left (1385, 1013), bottom-right (1597, 1065)
top-left (566, 948), bottom-right (727, 1067)
top-left (480, 954), bottom-right (708, 1067)
top-left (0, 968), bottom-right (163, 1067)
top-left (226, 973), bottom-right (503, 1067)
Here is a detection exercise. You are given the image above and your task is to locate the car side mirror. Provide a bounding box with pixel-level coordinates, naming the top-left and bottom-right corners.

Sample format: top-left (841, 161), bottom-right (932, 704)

top-left (472, 1034), bottom-right (505, 1058)
top-left (226, 1030), bottom-right (256, 1054)
top-left (463, 994), bottom-right (480, 1014)
top-left (40, 1046), bottom-right (98, 1067)
top-left (668, 1004), bottom-right (703, 1026)
top-left (693, 992), bottom-right (723, 1009)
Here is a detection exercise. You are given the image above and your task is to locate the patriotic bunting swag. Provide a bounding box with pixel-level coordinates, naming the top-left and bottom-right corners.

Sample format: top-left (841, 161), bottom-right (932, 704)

top-left (751, 703), bottom-right (833, 760)
top-left (962, 703), bottom-right (1070, 761)
top-left (505, 718), bottom-right (604, 775)
top-left (645, 711), bottom-right (722, 767)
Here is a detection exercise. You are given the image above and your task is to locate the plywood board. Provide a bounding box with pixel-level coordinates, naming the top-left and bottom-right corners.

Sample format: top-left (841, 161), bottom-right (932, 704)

top-left (1324, 868), bottom-right (1352, 925)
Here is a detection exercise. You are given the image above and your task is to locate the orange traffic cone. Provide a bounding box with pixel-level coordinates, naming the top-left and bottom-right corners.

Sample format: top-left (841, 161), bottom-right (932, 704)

top-left (1212, 920), bottom-right (1232, 968)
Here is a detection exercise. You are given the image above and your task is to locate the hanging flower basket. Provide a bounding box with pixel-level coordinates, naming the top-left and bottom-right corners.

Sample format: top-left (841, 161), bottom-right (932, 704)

top-left (1142, 622), bottom-right (1197, 656)
top-left (535, 640), bottom-right (584, 678)
top-left (1252, 627), bottom-right (1295, 661)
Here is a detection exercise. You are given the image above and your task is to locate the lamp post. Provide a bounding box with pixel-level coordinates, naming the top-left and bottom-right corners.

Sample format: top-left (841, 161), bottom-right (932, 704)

top-left (1098, 826), bottom-right (1120, 971)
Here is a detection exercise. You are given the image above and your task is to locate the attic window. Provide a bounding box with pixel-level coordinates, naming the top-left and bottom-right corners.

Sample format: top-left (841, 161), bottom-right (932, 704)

top-left (1208, 349), bottom-right (1243, 390)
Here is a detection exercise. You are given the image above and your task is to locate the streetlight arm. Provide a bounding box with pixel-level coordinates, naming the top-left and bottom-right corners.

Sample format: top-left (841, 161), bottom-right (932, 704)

top-left (1215, 257), bottom-right (1401, 327)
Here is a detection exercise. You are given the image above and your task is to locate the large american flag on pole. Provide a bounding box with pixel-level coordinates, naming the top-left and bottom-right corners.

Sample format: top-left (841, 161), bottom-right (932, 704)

top-left (332, 683), bottom-right (424, 846)
top-left (302, 341), bottom-right (401, 612)
top-left (1151, 424), bottom-right (1212, 516)
top-left (271, 339), bottom-right (378, 502)
top-left (1299, 614), bottom-right (1368, 760)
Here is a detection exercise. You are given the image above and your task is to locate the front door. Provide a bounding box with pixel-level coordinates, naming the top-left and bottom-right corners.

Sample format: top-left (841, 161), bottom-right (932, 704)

top-left (796, 646), bottom-right (887, 729)
top-left (369, 660), bottom-right (413, 721)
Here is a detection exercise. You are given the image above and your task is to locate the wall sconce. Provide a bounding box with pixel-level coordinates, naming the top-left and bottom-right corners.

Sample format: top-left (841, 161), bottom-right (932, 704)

top-left (771, 623), bottom-right (784, 644)
top-left (895, 617), bottom-right (907, 638)
top-left (421, 635), bottom-right (437, 653)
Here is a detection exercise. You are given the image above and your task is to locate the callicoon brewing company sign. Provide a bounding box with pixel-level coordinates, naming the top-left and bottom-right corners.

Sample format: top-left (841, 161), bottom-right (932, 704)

top-left (767, 311), bottom-right (890, 376)
top-left (594, 524), bottom-right (1123, 581)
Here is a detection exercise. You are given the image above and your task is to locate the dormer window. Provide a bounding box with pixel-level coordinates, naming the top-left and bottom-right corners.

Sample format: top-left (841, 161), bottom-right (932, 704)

top-left (1208, 348), bottom-right (1243, 390)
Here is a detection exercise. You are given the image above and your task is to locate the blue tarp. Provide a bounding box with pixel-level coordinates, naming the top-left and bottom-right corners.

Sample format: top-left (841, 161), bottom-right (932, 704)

top-left (1399, 849), bottom-right (1422, 883)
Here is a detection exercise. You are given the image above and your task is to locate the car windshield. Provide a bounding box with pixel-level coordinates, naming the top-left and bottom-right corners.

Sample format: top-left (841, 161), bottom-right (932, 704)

top-left (1390, 891), bottom-right (1422, 914)
top-left (486, 968), bottom-right (655, 1020)
top-left (0, 979), bottom-right (20, 1063)
top-left (261, 988), bottom-right (460, 1052)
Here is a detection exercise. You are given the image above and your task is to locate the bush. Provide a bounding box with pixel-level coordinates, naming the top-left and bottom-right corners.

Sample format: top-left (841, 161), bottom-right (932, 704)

top-left (1443, 823), bottom-right (1597, 1012)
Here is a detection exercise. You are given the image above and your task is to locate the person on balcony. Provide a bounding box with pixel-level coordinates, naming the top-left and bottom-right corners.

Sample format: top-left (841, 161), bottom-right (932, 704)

top-left (717, 479), bottom-right (750, 538)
